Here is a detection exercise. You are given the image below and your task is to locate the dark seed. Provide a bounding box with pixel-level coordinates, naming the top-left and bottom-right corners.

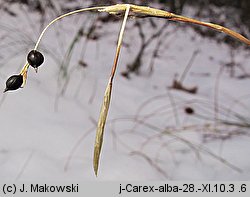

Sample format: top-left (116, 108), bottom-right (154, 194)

top-left (27, 50), bottom-right (44, 68)
top-left (4, 75), bottom-right (23, 92)
top-left (185, 107), bottom-right (194, 115)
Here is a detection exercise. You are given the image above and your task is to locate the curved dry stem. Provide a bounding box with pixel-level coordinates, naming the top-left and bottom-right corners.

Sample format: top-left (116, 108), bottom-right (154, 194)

top-left (34, 6), bottom-right (106, 50)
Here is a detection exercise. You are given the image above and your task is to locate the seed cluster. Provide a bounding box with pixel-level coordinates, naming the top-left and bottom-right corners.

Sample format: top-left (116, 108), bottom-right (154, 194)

top-left (4, 50), bottom-right (44, 92)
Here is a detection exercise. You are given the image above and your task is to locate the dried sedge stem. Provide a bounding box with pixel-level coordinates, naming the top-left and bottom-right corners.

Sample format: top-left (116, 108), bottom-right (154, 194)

top-left (34, 6), bottom-right (106, 50)
top-left (19, 6), bottom-right (106, 79)
top-left (179, 50), bottom-right (199, 83)
top-left (93, 5), bottom-right (130, 176)
top-left (109, 6), bottom-right (131, 81)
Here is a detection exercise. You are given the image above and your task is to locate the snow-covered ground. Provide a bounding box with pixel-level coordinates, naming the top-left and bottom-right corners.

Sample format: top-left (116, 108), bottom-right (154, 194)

top-left (0, 2), bottom-right (250, 181)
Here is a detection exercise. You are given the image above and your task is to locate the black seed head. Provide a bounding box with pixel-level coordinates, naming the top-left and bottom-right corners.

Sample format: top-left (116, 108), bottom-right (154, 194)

top-left (4, 75), bottom-right (23, 92)
top-left (185, 107), bottom-right (194, 115)
top-left (27, 50), bottom-right (44, 69)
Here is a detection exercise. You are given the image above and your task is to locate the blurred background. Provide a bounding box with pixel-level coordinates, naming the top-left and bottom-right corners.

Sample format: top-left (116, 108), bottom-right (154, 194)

top-left (0, 0), bottom-right (249, 181)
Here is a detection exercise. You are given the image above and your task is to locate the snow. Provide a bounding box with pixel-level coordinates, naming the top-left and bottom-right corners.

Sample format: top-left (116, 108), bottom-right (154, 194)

top-left (0, 2), bottom-right (250, 181)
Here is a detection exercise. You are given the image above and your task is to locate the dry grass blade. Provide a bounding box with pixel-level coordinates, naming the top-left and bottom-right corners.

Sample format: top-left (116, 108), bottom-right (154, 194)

top-left (169, 14), bottom-right (250, 46)
top-left (93, 81), bottom-right (112, 176)
top-left (93, 5), bottom-right (130, 176)
top-left (101, 4), bottom-right (250, 46)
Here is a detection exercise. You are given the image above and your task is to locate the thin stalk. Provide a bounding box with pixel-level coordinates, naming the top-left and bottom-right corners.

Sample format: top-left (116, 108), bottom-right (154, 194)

top-left (34, 6), bottom-right (106, 50)
top-left (179, 50), bottom-right (199, 83)
top-left (109, 6), bottom-right (131, 81)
